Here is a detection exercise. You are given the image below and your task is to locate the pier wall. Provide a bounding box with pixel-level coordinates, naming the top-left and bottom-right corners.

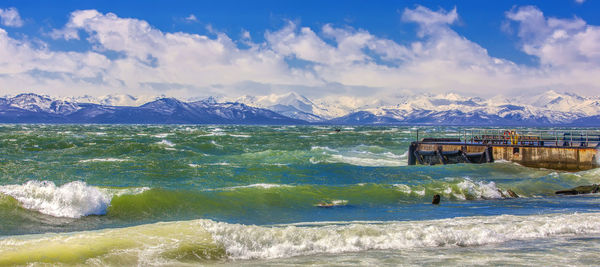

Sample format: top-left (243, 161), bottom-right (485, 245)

top-left (491, 145), bottom-right (598, 171)
top-left (413, 142), bottom-right (599, 171)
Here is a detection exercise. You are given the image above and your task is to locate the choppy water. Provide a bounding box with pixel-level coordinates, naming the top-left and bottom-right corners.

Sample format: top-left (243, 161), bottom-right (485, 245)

top-left (1, 124), bottom-right (600, 266)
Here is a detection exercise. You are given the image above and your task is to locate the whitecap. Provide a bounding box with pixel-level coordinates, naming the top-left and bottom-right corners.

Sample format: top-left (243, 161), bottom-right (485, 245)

top-left (329, 154), bottom-right (406, 167)
top-left (393, 184), bottom-right (412, 194)
top-left (199, 212), bottom-right (600, 260)
top-left (456, 177), bottom-right (504, 199)
top-left (221, 183), bottom-right (292, 190)
top-left (229, 134), bottom-right (251, 138)
top-left (156, 139), bottom-right (176, 147)
top-left (0, 181), bottom-right (148, 218)
top-left (79, 158), bottom-right (129, 163)
top-left (152, 133), bottom-right (171, 138)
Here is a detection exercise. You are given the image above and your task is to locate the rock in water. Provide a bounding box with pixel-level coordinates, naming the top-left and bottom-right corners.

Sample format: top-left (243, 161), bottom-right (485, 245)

top-left (432, 194), bottom-right (441, 205)
top-left (555, 185), bottom-right (600, 195)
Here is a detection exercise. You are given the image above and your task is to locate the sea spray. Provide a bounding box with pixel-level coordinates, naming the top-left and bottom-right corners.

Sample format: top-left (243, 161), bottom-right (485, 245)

top-left (201, 212), bottom-right (600, 260)
top-left (0, 181), bottom-right (149, 218)
top-left (0, 181), bottom-right (110, 218)
top-left (4, 212), bottom-right (597, 265)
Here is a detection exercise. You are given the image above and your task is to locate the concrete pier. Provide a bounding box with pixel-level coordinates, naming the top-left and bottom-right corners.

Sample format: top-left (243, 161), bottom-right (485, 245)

top-left (408, 129), bottom-right (600, 171)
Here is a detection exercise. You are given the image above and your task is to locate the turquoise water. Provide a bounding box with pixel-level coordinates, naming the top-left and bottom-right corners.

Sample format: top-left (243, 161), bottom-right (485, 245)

top-left (1, 124), bottom-right (600, 266)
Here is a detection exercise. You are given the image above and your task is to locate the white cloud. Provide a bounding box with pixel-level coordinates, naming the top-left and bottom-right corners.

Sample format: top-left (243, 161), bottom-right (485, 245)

top-left (402, 5), bottom-right (458, 37)
top-left (185, 14), bottom-right (198, 22)
top-left (506, 6), bottom-right (600, 67)
top-left (0, 7), bottom-right (24, 27)
top-left (0, 6), bottom-right (599, 100)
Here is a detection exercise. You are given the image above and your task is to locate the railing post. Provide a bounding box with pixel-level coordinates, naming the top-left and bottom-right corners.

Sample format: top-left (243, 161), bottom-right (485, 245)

top-left (570, 130), bottom-right (573, 147)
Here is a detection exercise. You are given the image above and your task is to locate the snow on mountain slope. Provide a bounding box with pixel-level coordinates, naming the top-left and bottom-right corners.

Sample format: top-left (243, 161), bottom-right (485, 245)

top-left (1, 91), bottom-right (599, 125)
top-left (352, 91), bottom-right (600, 125)
top-left (64, 94), bottom-right (161, 106)
top-left (6, 93), bottom-right (80, 115)
top-left (234, 92), bottom-right (326, 122)
top-left (525, 90), bottom-right (600, 116)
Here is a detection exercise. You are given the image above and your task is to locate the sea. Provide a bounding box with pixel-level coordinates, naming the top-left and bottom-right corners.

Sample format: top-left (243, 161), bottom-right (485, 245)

top-left (1, 124), bottom-right (600, 266)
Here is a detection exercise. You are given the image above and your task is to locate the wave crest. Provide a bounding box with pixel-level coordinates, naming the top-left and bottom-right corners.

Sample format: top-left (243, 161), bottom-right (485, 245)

top-left (0, 181), bottom-right (148, 218)
top-left (2, 213), bottom-right (600, 264)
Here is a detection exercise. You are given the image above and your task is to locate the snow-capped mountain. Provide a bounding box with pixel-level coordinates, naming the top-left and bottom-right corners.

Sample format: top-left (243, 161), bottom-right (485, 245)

top-left (345, 91), bottom-right (600, 125)
top-left (3, 93), bottom-right (80, 115)
top-left (234, 92), bottom-right (325, 122)
top-left (64, 94), bottom-right (161, 106)
top-left (1, 91), bottom-right (599, 125)
top-left (0, 94), bottom-right (304, 124)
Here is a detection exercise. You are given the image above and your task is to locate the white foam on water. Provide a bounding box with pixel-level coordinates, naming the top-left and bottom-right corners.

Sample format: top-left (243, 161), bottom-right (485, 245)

top-left (199, 212), bottom-right (600, 260)
top-left (211, 140), bottom-right (223, 147)
top-left (0, 181), bottom-right (109, 218)
top-left (79, 158), bottom-right (130, 163)
top-left (310, 145), bottom-right (407, 167)
top-left (456, 177), bottom-right (504, 200)
top-left (206, 162), bottom-right (234, 166)
top-left (327, 153), bottom-right (407, 167)
top-left (330, 199), bottom-right (348, 205)
top-left (188, 163), bottom-right (200, 168)
top-left (156, 139), bottom-right (175, 147)
top-left (261, 163), bottom-right (289, 166)
top-left (0, 181), bottom-right (148, 218)
top-left (152, 133), bottom-right (171, 138)
top-left (393, 184), bottom-right (411, 193)
top-left (223, 183), bottom-right (292, 190)
top-left (393, 178), bottom-right (510, 200)
top-left (100, 186), bottom-right (150, 197)
top-left (181, 127), bottom-right (198, 132)
top-left (229, 134), bottom-right (251, 138)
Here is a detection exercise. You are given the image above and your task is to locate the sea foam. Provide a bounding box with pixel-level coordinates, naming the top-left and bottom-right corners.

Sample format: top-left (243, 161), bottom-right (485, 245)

top-left (199, 212), bottom-right (600, 260)
top-left (2, 212), bottom-right (600, 264)
top-left (0, 181), bottom-right (147, 218)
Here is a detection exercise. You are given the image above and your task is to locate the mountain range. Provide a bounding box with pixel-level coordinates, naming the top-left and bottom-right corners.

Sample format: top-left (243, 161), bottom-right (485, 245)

top-left (1, 91), bottom-right (599, 125)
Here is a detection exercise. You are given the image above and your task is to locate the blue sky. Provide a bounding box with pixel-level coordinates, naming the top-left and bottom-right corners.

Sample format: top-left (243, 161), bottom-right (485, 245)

top-left (0, 0), bottom-right (599, 100)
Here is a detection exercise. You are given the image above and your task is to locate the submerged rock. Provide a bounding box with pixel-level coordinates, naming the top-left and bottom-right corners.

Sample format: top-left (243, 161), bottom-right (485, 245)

top-left (555, 185), bottom-right (600, 195)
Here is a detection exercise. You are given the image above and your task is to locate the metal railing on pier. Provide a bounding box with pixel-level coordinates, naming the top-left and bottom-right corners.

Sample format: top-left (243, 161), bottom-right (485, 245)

top-left (413, 128), bottom-right (600, 148)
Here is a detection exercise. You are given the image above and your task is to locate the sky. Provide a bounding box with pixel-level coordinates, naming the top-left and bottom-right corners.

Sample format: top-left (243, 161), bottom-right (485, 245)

top-left (0, 0), bottom-right (599, 101)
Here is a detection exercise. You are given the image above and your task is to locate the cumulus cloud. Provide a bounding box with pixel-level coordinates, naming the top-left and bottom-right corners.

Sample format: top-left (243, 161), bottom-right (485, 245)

top-left (506, 6), bottom-right (600, 67)
top-left (0, 7), bottom-right (24, 27)
top-left (0, 5), bottom-right (599, 99)
top-left (402, 5), bottom-right (458, 36)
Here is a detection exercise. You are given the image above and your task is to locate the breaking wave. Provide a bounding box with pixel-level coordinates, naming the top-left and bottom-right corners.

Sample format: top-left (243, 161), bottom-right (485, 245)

top-left (310, 145), bottom-right (407, 167)
top-left (0, 181), bottom-right (148, 218)
top-left (2, 213), bottom-right (600, 265)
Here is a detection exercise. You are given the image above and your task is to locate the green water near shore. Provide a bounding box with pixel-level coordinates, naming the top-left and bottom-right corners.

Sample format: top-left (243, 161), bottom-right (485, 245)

top-left (1, 124), bottom-right (600, 265)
